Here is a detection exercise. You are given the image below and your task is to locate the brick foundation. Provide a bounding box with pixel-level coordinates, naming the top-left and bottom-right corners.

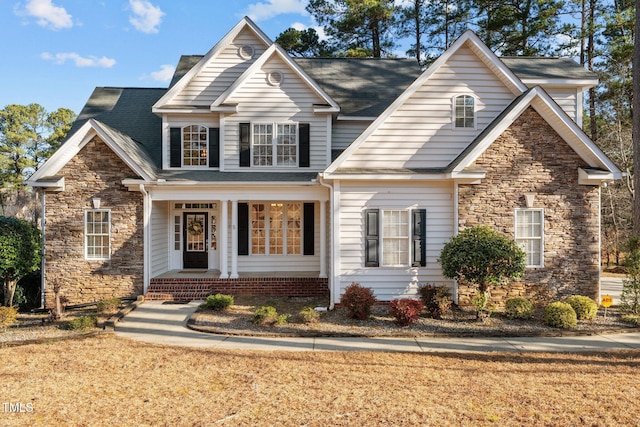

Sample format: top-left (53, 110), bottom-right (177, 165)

top-left (146, 277), bottom-right (329, 300)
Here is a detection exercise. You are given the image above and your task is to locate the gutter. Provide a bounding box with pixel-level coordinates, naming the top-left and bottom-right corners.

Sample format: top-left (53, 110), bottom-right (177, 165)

top-left (318, 174), bottom-right (335, 310)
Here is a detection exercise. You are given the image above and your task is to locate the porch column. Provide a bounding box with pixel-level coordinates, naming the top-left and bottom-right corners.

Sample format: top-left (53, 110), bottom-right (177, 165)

top-left (230, 200), bottom-right (239, 278)
top-left (220, 200), bottom-right (229, 278)
top-left (319, 200), bottom-right (327, 278)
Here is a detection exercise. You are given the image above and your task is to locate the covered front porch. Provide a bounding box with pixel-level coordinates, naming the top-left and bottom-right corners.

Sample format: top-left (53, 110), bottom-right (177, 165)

top-left (147, 269), bottom-right (328, 301)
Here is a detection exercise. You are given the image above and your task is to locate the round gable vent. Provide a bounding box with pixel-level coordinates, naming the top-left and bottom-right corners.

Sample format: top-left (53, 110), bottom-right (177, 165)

top-left (239, 45), bottom-right (254, 60)
top-left (267, 70), bottom-right (284, 86)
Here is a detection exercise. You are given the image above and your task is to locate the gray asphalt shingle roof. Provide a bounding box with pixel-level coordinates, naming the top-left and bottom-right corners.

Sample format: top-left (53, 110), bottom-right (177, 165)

top-left (64, 52), bottom-right (595, 182)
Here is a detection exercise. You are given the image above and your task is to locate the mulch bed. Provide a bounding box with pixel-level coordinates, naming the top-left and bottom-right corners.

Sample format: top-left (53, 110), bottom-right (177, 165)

top-left (189, 295), bottom-right (639, 338)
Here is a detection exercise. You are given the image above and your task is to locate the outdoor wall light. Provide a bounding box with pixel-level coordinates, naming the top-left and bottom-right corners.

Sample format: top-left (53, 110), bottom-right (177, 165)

top-left (92, 197), bottom-right (101, 209)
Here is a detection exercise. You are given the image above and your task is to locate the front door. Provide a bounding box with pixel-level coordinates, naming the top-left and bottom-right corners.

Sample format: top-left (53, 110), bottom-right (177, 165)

top-left (183, 213), bottom-right (208, 269)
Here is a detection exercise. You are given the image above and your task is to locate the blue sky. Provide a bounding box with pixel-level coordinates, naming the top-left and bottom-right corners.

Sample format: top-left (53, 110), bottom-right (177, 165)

top-left (1, 0), bottom-right (327, 114)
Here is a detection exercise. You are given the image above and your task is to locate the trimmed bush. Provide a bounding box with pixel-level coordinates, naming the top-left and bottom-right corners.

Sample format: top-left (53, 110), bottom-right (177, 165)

top-left (388, 299), bottom-right (424, 326)
top-left (253, 306), bottom-right (289, 326)
top-left (340, 282), bottom-right (376, 320)
top-left (65, 315), bottom-right (98, 331)
top-left (203, 294), bottom-right (234, 311)
top-left (299, 307), bottom-right (320, 324)
top-left (504, 297), bottom-right (534, 320)
top-left (565, 295), bottom-right (598, 320)
top-left (96, 298), bottom-right (121, 314)
top-left (621, 314), bottom-right (640, 326)
top-left (544, 302), bottom-right (577, 328)
top-left (418, 284), bottom-right (452, 319)
top-left (0, 306), bottom-right (18, 330)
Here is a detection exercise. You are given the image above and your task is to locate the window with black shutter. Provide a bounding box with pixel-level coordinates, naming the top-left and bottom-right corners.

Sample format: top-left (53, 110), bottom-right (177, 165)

top-left (238, 203), bottom-right (249, 255)
top-left (364, 209), bottom-right (379, 267)
top-left (303, 202), bottom-right (314, 255)
top-left (169, 127), bottom-right (181, 167)
top-left (209, 128), bottom-right (219, 168)
top-left (412, 209), bottom-right (426, 267)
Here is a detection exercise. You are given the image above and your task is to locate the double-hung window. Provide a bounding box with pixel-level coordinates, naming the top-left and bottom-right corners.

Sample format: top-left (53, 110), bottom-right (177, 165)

top-left (454, 95), bottom-right (475, 128)
top-left (515, 209), bottom-right (544, 267)
top-left (252, 123), bottom-right (298, 166)
top-left (365, 209), bottom-right (426, 267)
top-left (183, 125), bottom-right (208, 166)
top-left (85, 210), bottom-right (110, 260)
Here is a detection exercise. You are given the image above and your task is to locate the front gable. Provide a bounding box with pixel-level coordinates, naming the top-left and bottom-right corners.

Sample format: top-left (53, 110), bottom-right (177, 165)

top-left (326, 31), bottom-right (527, 174)
top-left (153, 17), bottom-right (272, 111)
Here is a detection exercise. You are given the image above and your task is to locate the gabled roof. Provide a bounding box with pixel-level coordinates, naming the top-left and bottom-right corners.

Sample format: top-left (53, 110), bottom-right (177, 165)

top-left (325, 30), bottom-right (528, 174)
top-left (28, 118), bottom-right (157, 185)
top-left (153, 16), bottom-right (271, 111)
top-left (211, 44), bottom-right (340, 113)
top-left (450, 86), bottom-right (621, 177)
top-left (501, 57), bottom-right (598, 87)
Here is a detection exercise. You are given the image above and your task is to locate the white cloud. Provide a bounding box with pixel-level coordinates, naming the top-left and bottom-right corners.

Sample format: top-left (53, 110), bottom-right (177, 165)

top-left (291, 21), bottom-right (327, 41)
top-left (149, 64), bottom-right (175, 82)
top-left (41, 52), bottom-right (116, 68)
top-left (245, 0), bottom-right (307, 22)
top-left (128, 0), bottom-right (164, 34)
top-left (18, 0), bottom-right (73, 30)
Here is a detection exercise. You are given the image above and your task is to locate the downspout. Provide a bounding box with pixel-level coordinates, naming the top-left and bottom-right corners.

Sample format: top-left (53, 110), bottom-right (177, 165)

top-left (452, 182), bottom-right (459, 305)
top-left (318, 175), bottom-right (335, 309)
top-left (139, 184), bottom-right (150, 295)
top-left (40, 190), bottom-right (46, 309)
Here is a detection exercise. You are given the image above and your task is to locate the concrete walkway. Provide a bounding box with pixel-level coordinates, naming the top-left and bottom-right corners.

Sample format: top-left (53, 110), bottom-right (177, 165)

top-left (114, 301), bottom-right (640, 353)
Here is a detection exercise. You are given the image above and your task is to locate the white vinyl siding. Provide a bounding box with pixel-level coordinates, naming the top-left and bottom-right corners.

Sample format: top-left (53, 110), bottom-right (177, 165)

top-left (151, 201), bottom-right (170, 277)
top-left (515, 208), bottom-right (544, 267)
top-left (331, 120), bottom-right (371, 151)
top-left (223, 55), bottom-right (329, 171)
top-left (168, 30), bottom-right (267, 106)
top-left (336, 181), bottom-right (455, 301)
top-left (341, 45), bottom-right (515, 170)
top-left (544, 88), bottom-right (578, 124)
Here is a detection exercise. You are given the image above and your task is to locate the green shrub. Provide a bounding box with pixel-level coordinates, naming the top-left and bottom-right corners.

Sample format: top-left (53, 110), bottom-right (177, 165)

top-left (504, 297), bottom-right (534, 320)
top-left (340, 282), bottom-right (376, 320)
top-left (96, 298), bottom-right (121, 314)
top-left (299, 307), bottom-right (320, 324)
top-left (0, 306), bottom-right (18, 329)
top-left (565, 295), bottom-right (598, 320)
top-left (388, 299), bottom-right (424, 326)
top-left (203, 294), bottom-right (234, 311)
top-left (253, 306), bottom-right (280, 326)
top-left (418, 284), bottom-right (452, 319)
top-left (621, 314), bottom-right (640, 326)
top-left (544, 302), bottom-right (577, 328)
top-left (65, 315), bottom-right (98, 331)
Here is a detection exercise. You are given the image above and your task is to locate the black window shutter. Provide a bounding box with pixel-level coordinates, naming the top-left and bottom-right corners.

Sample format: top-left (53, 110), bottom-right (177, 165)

top-left (239, 123), bottom-right (251, 167)
top-left (169, 127), bottom-right (181, 168)
top-left (303, 202), bottom-right (315, 255)
top-left (364, 209), bottom-right (379, 267)
top-left (412, 209), bottom-right (427, 267)
top-left (299, 123), bottom-right (310, 167)
top-left (238, 203), bottom-right (249, 255)
top-left (209, 128), bottom-right (220, 168)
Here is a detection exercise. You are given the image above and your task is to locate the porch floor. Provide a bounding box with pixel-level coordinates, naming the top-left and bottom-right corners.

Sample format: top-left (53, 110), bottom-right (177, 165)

top-left (147, 270), bottom-right (327, 301)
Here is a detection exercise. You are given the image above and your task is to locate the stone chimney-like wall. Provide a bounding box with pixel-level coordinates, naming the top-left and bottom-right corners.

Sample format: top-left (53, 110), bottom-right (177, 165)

top-left (44, 136), bottom-right (144, 307)
top-left (457, 107), bottom-right (601, 306)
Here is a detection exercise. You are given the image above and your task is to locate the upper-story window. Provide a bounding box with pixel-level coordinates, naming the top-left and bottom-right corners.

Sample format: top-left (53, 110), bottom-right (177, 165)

top-left (454, 95), bottom-right (475, 128)
top-left (183, 125), bottom-right (208, 166)
top-left (252, 123), bottom-right (297, 167)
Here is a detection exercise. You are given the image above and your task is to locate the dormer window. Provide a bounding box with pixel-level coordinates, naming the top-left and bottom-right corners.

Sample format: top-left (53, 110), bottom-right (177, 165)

top-left (183, 125), bottom-right (208, 166)
top-left (454, 95), bottom-right (475, 128)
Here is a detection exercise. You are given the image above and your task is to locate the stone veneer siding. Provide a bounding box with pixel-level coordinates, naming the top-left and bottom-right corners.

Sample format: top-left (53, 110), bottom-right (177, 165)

top-left (44, 136), bottom-right (144, 307)
top-left (457, 108), bottom-right (601, 306)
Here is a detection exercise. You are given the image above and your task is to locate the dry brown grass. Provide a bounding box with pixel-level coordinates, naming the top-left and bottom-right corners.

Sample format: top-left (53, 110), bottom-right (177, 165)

top-left (2, 334), bottom-right (639, 426)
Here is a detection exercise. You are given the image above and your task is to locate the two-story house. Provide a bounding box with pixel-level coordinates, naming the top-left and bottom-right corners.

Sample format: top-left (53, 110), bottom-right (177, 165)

top-left (28, 17), bottom-right (620, 308)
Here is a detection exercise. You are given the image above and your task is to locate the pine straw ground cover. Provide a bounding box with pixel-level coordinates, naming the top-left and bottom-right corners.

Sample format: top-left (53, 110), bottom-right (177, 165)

top-left (1, 334), bottom-right (639, 426)
top-left (189, 296), bottom-right (638, 338)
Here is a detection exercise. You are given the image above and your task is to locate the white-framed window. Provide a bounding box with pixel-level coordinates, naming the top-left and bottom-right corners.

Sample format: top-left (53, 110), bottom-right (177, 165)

top-left (515, 208), bottom-right (544, 267)
top-left (252, 123), bottom-right (297, 167)
top-left (453, 95), bottom-right (475, 128)
top-left (365, 208), bottom-right (426, 268)
top-left (85, 210), bottom-right (110, 260)
top-left (250, 203), bottom-right (302, 255)
top-left (183, 125), bottom-right (208, 166)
